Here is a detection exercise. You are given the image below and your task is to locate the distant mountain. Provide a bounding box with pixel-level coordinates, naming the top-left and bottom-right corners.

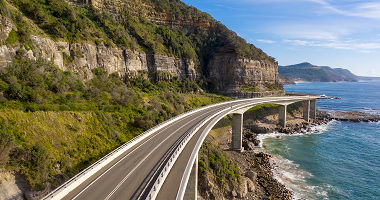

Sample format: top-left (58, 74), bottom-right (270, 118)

top-left (279, 62), bottom-right (358, 82)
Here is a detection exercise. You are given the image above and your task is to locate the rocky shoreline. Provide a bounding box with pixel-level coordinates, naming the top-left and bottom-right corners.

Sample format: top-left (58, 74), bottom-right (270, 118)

top-left (240, 109), bottom-right (380, 199)
top-left (320, 110), bottom-right (380, 122)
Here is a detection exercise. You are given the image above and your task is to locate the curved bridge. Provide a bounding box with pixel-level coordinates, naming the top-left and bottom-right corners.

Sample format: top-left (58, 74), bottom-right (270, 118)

top-left (44, 95), bottom-right (319, 200)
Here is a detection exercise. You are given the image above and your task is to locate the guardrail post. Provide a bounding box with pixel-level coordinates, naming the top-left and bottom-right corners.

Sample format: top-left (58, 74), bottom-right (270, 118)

top-left (232, 113), bottom-right (243, 151)
top-left (279, 105), bottom-right (287, 127)
top-left (184, 154), bottom-right (198, 200)
top-left (303, 100), bottom-right (310, 122)
top-left (310, 99), bottom-right (316, 120)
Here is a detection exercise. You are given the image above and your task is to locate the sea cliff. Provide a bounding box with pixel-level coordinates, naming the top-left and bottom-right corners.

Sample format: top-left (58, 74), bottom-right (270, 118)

top-left (0, 0), bottom-right (282, 96)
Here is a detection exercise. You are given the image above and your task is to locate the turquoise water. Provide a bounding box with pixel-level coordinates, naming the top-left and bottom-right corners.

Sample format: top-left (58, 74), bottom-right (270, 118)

top-left (262, 81), bottom-right (380, 200)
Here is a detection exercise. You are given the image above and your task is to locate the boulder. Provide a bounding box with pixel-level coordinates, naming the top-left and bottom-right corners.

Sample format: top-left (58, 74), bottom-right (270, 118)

top-left (245, 171), bottom-right (257, 182)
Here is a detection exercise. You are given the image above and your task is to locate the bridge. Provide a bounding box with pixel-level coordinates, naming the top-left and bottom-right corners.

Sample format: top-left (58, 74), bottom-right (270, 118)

top-left (43, 95), bottom-right (319, 200)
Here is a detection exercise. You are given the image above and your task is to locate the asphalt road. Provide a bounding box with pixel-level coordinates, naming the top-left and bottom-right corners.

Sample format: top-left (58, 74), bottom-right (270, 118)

top-left (59, 96), bottom-right (317, 200)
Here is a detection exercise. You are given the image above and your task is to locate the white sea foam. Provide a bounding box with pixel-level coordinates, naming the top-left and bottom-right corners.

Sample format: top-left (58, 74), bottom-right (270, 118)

top-left (258, 121), bottom-right (337, 199)
top-left (256, 120), bottom-right (337, 148)
top-left (269, 154), bottom-right (332, 200)
top-left (362, 108), bottom-right (380, 116)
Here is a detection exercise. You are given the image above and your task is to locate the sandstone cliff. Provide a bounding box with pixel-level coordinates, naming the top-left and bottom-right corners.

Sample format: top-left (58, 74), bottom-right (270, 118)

top-left (0, 0), bottom-right (281, 95)
top-left (0, 35), bottom-right (198, 80)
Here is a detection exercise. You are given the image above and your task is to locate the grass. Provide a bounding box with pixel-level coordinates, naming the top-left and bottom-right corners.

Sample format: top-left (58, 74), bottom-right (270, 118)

top-left (199, 142), bottom-right (240, 184)
top-left (0, 57), bottom-right (233, 190)
top-left (209, 117), bottom-right (231, 139)
top-left (240, 86), bottom-right (260, 92)
top-left (4, 29), bottom-right (19, 45)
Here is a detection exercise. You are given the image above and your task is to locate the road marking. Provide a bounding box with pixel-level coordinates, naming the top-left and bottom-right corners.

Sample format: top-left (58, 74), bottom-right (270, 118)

top-left (103, 110), bottom-right (215, 200)
top-left (70, 107), bottom-right (217, 200)
top-left (71, 96), bottom-right (313, 200)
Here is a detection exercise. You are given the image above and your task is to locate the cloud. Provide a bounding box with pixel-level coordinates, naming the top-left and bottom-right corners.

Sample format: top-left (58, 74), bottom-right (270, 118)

top-left (257, 39), bottom-right (276, 44)
top-left (308, 0), bottom-right (380, 20)
top-left (271, 22), bottom-right (353, 41)
top-left (284, 39), bottom-right (380, 51)
top-left (235, 0), bottom-right (380, 20)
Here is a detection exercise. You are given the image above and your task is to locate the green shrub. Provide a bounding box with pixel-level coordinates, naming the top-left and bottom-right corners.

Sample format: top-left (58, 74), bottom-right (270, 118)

top-left (4, 29), bottom-right (19, 45)
top-left (199, 142), bottom-right (240, 183)
top-left (0, 57), bottom-right (232, 190)
top-left (0, 131), bottom-right (14, 165)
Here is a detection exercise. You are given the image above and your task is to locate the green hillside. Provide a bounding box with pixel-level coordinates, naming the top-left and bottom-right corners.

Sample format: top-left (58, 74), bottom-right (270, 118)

top-left (3, 0), bottom-right (273, 66)
top-left (0, 56), bottom-right (231, 190)
top-left (279, 62), bottom-right (358, 82)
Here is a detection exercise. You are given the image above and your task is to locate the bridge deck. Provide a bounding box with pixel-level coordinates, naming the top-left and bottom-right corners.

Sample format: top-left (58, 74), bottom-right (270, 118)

top-left (47, 96), bottom-right (318, 200)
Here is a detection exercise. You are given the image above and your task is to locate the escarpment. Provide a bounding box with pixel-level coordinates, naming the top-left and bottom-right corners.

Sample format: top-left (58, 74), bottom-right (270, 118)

top-left (0, 0), bottom-right (281, 95)
top-left (0, 35), bottom-right (197, 80)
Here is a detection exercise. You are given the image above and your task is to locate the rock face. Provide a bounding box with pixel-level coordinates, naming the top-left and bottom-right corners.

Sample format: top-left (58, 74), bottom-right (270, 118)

top-left (0, 35), bottom-right (198, 80)
top-left (0, 169), bottom-right (26, 200)
top-left (1, 0), bottom-right (281, 95)
top-left (208, 53), bottom-right (279, 93)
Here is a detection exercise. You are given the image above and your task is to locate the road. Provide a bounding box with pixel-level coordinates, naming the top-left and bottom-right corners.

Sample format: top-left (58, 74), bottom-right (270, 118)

top-left (51, 96), bottom-right (317, 200)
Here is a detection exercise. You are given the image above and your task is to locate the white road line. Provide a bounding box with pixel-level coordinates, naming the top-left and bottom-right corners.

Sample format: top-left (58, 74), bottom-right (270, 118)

top-left (71, 107), bottom-right (217, 200)
top-left (103, 110), bottom-right (215, 200)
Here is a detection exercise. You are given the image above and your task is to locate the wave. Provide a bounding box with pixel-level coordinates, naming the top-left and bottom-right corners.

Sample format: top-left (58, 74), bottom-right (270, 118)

top-left (256, 120), bottom-right (337, 148)
top-left (257, 120), bottom-right (337, 199)
top-left (270, 154), bottom-right (329, 200)
top-left (361, 108), bottom-right (380, 116)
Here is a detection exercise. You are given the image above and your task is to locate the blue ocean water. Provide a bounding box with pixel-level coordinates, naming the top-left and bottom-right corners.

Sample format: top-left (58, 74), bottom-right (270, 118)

top-left (261, 81), bottom-right (380, 200)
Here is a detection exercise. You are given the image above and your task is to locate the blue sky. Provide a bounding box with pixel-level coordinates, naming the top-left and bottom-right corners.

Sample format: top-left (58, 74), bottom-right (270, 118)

top-left (181, 0), bottom-right (380, 77)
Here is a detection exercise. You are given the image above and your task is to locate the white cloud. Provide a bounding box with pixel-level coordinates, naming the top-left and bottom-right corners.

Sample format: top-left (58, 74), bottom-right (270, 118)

top-left (257, 39), bottom-right (276, 43)
top-left (308, 0), bottom-right (380, 20)
top-left (272, 23), bottom-right (352, 41)
top-left (284, 39), bottom-right (380, 51)
top-left (237, 0), bottom-right (380, 20)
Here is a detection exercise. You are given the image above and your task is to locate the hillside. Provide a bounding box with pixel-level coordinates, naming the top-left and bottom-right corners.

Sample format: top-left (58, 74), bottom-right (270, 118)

top-left (0, 0), bottom-right (285, 198)
top-left (279, 62), bottom-right (358, 82)
top-left (0, 0), bottom-right (282, 96)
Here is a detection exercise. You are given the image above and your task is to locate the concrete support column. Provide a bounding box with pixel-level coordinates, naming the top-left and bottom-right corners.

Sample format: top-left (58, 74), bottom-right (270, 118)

top-left (279, 105), bottom-right (287, 127)
top-left (184, 154), bottom-right (198, 200)
top-left (310, 100), bottom-right (316, 120)
top-left (303, 100), bottom-right (310, 122)
top-left (231, 113), bottom-right (243, 151)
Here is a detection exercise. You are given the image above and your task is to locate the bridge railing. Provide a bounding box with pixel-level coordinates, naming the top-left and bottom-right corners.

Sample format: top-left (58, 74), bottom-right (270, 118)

top-left (43, 98), bottom-right (257, 199)
top-left (147, 97), bottom-right (307, 199)
top-left (167, 96), bottom-right (319, 200)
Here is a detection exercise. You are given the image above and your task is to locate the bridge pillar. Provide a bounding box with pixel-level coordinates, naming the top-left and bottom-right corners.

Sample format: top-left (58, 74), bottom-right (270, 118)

top-left (310, 100), bottom-right (316, 120)
top-left (279, 105), bottom-right (287, 127)
top-left (231, 113), bottom-right (243, 151)
top-left (184, 154), bottom-right (198, 200)
top-left (303, 100), bottom-right (310, 122)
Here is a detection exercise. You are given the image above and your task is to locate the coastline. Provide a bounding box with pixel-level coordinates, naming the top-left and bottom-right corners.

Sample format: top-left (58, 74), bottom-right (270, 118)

top-left (253, 120), bottom-right (334, 200)
top-left (243, 109), bottom-right (380, 199)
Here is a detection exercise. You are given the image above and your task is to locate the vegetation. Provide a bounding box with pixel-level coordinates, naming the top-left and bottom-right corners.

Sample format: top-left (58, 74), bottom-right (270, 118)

top-left (246, 104), bottom-right (280, 119)
top-left (6, 0), bottom-right (274, 67)
top-left (246, 103), bottom-right (303, 119)
top-left (241, 86), bottom-right (260, 92)
top-left (0, 57), bottom-right (231, 190)
top-left (279, 62), bottom-right (358, 82)
top-left (199, 142), bottom-right (240, 184)
top-left (0, 0), bottom-right (279, 191)
top-left (264, 82), bottom-right (283, 91)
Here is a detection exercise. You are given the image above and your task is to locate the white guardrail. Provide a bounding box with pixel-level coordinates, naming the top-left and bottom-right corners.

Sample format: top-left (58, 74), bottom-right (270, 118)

top-left (43, 98), bottom-right (257, 200)
top-left (145, 96), bottom-right (318, 200)
top-left (175, 96), bottom-right (319, 200)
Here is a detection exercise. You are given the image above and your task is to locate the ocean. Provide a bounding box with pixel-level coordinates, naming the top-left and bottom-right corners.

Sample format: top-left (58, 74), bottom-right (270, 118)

top-left (260, 81), bottom-right (380, 200)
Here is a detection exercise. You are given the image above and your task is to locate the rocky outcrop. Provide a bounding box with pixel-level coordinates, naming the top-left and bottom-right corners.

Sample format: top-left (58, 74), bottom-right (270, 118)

top-left (208, 53), bottom-right (280, 94)
top-left (0, 34), bottom-right (198, 80)
top-left (0, 169), bottom-right (26, 200)
top-left (1, 0), bottom-right (281, 95)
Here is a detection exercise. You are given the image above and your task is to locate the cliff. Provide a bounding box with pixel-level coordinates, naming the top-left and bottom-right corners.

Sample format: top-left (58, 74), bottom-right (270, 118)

top-left (279, 62), bottom-right (358, 82)
top-left (0, 0), bottom-right (281, 95)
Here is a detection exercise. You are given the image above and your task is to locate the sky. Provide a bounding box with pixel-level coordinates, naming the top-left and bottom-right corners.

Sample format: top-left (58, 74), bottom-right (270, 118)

top-left (181, 0), bottom-right (380, 77)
